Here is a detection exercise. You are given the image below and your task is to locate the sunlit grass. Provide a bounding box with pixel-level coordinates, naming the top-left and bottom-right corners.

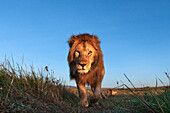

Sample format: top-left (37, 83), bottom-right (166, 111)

top-left (0, 59), bottom-right (169, 112)
top-left (0, 59), bottom-right (75, 112)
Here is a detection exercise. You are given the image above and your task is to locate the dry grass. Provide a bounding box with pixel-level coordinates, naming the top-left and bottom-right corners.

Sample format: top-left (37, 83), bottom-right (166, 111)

top-left (0, 59), bottom-right (169, 113)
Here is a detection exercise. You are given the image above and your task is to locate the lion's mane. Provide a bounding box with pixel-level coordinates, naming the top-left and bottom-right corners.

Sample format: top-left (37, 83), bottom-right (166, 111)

top-left (67, 33), bottom-right (105, 86)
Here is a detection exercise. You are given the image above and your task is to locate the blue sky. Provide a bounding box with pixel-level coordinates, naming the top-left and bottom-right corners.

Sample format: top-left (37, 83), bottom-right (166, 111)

top-left (0, 0), bottom-right (170, 88)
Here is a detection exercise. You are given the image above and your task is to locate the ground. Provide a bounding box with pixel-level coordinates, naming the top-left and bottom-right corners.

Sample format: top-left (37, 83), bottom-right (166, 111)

top-left (0, 62), bottom-right (169, 113)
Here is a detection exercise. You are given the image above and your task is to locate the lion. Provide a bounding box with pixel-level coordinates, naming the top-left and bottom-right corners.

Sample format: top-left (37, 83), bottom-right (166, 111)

top-left (67, 33), bottom-right (105, 107)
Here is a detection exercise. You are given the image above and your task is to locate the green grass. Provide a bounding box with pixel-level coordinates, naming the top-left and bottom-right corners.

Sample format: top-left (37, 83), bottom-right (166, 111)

top-left (122, 74), bottom-right (170, 113)
top-left (0, 59), bottom-right (169, 113)
top-left (0, 60), bottom-right (73, 112)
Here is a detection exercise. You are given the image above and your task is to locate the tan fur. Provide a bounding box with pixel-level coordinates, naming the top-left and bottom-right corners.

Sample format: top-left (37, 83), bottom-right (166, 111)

top-left (67, 33), bottom-right (105, 107)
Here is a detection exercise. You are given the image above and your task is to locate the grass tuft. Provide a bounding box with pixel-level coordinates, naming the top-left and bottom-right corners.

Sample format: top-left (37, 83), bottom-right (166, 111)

top-left (123, 74), bottom-right (170, 113)
top-left (0, 60), bottom-right (75, 112)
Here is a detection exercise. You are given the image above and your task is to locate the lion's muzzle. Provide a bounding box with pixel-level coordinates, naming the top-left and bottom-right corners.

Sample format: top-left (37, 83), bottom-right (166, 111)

top-left (79, 62), bottom-right (87, 69)
top-left (76, 61), bottom-right (90, 74)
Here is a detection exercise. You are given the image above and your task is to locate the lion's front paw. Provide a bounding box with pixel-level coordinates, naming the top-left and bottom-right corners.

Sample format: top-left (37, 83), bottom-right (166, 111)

top-left (79, 100), bottom-right (89, 107)
top-left (90, 95), bottom-right (100, 104)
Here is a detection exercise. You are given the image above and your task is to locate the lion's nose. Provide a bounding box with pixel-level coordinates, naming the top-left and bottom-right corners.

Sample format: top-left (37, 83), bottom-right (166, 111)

top-left (79, 63), bottom-right (87, 67)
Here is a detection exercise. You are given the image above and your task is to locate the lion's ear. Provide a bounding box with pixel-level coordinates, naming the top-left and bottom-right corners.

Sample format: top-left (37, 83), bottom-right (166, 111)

top-left (68, 38), bottom-right (74, 47)
top-left (95, 37), bottom-right (100, 47)
top-left (68, 34), bottom-right (77, 47)
top-left (92, 35), bottom-right (100, 47)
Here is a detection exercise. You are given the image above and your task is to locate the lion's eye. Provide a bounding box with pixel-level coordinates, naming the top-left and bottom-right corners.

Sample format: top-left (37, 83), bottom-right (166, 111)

top-left (75, 51), bottom-right (80, 57)
top-left (88, 51), bottom-right (92, 56)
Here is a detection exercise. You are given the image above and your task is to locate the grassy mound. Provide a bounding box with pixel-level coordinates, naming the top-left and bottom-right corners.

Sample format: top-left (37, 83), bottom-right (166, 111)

top-left (0, 60), bottom-right (76, 112)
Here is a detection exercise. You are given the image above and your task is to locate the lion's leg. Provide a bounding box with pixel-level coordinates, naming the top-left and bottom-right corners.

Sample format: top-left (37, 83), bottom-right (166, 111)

top-left (90, 84), bottom-right (102, 104)
top-left (91, 85), bottom-right (106, 99)
top-left (77, 83), bottom-right (88, 107)
top-left (91, 86), bottom-right (94, 93)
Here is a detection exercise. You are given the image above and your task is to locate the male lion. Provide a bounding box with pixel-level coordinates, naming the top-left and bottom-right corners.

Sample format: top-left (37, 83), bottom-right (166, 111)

top-left (67, 33), bottom-right (105, 107)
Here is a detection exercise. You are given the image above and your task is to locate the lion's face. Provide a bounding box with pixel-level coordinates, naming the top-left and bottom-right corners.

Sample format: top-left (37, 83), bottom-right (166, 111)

top-left (73, 42), bottom-right (96, 74)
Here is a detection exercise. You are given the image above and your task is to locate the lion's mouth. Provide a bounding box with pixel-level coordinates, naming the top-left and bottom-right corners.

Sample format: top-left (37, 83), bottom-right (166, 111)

top-left (77, 69), bottom-right (89, 74)
top-left (76, 63), bottom-right (90, 74)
